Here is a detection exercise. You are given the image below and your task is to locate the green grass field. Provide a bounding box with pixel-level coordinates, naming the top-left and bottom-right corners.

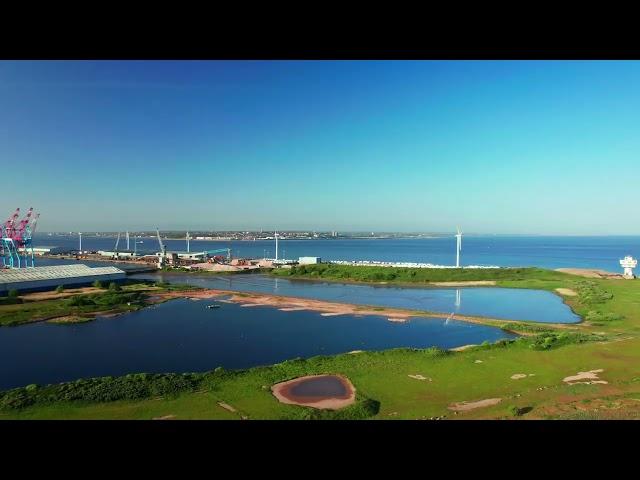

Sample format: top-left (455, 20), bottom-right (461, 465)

top-left (2, 267), bottom-right (640, 419)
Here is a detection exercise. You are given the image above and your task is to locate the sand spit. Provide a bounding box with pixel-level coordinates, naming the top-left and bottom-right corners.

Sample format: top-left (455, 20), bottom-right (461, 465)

top-left (449, 344), bottom-right (478, 352)
top-left (388, 317), bottom-right (408, 323)
top-left (153, 287), bottom-right (570, 331)
top-left (152, 415), bottom-right (176, 420)
top-left (271, 375), bottom-right (356, 410)
top-left (448, 398), bottom-right (502, 412)
top-left (563, 369), bottom-right (607, 385)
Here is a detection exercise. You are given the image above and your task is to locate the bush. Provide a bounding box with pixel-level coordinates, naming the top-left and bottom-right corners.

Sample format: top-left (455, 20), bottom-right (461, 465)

top-left (67, 295), bottom-right (95, 307)
top-left (507, 405), bottom-right (519, 417)
top-left (55, 285), bottom-right (65, 293)
top-left (585, 310), bottom-right (624, 322)
top-left (0, 296), bottom-right (22, 305)
top-left (576, 281), bottom-right (614, 305)
top-left (92, 280), bottom-right (104, 289)
top-left (528, 332), bottom-right (606, 351)
top-left (8, 289), bottom-right (19, 298)
top-left (0, 373), bottom-right (204, 411)
top-left (108, 282), bottom-right (121, 292)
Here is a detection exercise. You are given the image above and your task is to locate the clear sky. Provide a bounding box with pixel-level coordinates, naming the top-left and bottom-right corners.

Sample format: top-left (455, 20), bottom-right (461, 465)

top-left (1, 60), bottom-right (639, 234)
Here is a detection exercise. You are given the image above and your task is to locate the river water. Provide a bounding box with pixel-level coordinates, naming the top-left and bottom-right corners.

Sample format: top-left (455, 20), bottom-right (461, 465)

top-left (0, 299), bottom-right (516, 390)
top-left (132, 272), bottom-right (580, 324)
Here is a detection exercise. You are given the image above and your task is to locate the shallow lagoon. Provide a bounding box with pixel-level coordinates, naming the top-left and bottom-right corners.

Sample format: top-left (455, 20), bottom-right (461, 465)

top-left (0, 298), bottom-right (515, 390)
top-left (134, 272), bottom-right (581, 324)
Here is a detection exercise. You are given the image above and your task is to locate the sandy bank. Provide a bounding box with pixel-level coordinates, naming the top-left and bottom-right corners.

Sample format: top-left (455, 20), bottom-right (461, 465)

top-left (150, 287), bottom-right (576, 331)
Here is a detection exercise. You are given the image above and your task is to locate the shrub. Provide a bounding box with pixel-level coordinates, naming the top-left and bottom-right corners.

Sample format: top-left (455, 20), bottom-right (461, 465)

top-left (67, 295), bottom-right (95, 307)
top-left (0, 296), bottom-right (22, 305)
top-left (528, 332), bottom-right (606, 351)
top-left (92, 280), bottom-right (104, 289)
top-left (507, 405), bottom-right (520, 417)
top-left (108, 282), bottom-right (121, 292)
top-left (55, 285), bottom-right (65, 293)
top-left (585, 310), bottom-right (623, 322)
top-left (8, 289), bottom-right (19, 298)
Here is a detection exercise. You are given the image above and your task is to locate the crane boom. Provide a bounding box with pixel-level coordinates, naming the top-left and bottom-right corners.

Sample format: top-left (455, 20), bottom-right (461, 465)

top-left (156, 228), bottom-right (165, 251)
top-left (29, 213), bottom-right (40, 235)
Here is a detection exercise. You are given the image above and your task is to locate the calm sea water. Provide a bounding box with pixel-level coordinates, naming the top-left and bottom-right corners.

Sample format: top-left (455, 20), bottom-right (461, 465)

top-left (33, 234), bottom-right (640, 272)
top-left (133, 272), bottom-right (580, 323)
top-left (0, 299), bottom-right (515, 390)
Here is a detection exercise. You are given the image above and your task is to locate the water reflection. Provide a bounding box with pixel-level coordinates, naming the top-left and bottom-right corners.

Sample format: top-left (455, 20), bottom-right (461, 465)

top-left (132, 273), bottom-right (580, 324)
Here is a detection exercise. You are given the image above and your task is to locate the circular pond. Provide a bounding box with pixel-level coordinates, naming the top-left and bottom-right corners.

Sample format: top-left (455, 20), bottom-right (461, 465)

top-left (271, 374), bottom-right (356, 410)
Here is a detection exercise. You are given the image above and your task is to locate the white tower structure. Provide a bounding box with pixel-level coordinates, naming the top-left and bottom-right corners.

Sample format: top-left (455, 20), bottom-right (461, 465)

top-left (186, 231), bottom-right (190, 252)
top-left (78, 232), bottom-right (82, 252)
top-left (275, 230), bottom-right (279, 261)
top-left (126, 231), bottom-right (130, 250)
top-left (455, 227), bottom-right (462, 268)
top-left (620, 255), bottom-right (637, 279)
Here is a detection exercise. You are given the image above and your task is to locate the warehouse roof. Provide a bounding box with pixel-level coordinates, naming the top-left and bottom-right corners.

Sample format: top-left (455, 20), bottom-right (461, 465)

top-left (0, 264), bottom-right (125, 284)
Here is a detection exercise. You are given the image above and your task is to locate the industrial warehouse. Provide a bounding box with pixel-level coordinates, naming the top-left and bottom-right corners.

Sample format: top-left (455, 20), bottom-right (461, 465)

top-left (0, 264), bottom-right (126, 295)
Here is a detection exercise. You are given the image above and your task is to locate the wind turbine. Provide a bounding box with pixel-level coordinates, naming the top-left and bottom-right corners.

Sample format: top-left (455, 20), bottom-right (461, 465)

top-left (274, 230), bottom-right (279, 261)
top-left (455, 227), bottom-right (462, 268)
top-left (186, 231), bottom-right (191, 252)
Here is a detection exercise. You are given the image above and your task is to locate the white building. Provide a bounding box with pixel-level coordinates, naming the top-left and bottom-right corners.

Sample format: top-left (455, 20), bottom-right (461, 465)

top-left (299, 256), bottom-right (321, 265)
top-left (620, 255), bottom-right (637, 279)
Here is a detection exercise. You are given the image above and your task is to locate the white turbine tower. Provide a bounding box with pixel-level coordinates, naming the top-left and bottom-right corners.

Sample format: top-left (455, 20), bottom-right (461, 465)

top-left (455, 227), bottom-right (462, 268)
top-left (186, 231), bottom-right (191, 252)
top-left (274, 230), bottom-right (279, 261)
top-left (126, 231), bottom-right (130, 250)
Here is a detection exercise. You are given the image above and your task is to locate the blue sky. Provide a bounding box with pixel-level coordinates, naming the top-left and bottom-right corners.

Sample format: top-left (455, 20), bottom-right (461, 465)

top-left (1, 60), bottom-right (639, 234)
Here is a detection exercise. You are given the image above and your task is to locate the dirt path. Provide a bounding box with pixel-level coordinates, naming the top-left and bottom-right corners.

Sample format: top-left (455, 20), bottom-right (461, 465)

top-left (556, 268), bottom-right (622, 279)
top-left (563, 369), bottom-right (607, 385)
top-left (448, 398), bottom-right (502, 412)
top-left (555, 288), bottom-right (578, 296)
top-left (21, 287), bottom-right (101, 301)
